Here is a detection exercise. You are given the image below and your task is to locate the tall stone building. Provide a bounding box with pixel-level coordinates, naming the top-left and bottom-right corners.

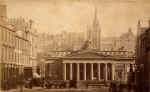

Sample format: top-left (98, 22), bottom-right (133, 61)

top-left (87, 8), bottom-right (101, 50)
top-left (136, 20), bottom-right (150, 92)
top-left (7, 17), bottom-right (31, 79)
top-left (0, 17), bottom-right (38, 89)
top-left (0, 0), bottom-right (6, 24)
top-left (28, 20), bottom-right (38, 77)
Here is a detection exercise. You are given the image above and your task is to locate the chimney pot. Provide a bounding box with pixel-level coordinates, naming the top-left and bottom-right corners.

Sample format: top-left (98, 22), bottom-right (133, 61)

top-left (149, 20), bottom-right (150, 27)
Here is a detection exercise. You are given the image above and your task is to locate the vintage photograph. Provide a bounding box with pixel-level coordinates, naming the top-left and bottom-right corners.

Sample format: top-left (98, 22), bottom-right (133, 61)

top-left (0, 0), bottom-right (150, 92)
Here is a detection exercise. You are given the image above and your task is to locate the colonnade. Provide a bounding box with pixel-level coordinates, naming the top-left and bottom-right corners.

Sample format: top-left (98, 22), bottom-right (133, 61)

top-left (63, 63), bottom-right (115, 81)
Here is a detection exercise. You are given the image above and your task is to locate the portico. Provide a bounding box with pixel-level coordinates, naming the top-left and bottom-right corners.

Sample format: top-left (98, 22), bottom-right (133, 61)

top-left (45, 50), bottom-right (135, 85)
top-left (61, 50), bottom-right (134, 82)
top-left (63, 61), bottom-right (115, 81)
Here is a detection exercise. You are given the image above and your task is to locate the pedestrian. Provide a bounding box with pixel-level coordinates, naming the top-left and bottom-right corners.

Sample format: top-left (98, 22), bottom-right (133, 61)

top-left (29, 78), bottom-right (33, 89)
top-left (18, 73), bottom-right (25, 92)
top-left (41, 78), bottom-right (45, 88)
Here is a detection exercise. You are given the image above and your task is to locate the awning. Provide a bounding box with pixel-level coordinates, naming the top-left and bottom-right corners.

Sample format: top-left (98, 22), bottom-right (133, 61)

top-left (33, 72), bottom-right (41, 78)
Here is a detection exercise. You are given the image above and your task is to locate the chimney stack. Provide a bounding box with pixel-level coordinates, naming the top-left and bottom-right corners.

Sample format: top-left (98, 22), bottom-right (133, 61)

top-left (149, 20), bottom-right (150, 27)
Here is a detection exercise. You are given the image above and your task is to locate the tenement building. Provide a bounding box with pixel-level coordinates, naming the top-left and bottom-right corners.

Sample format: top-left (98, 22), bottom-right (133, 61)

top-left (0, 18), bottom-right (32, 89)
top-left (0, 2), bottom-right (38, 88)
top-left (0, 24), bottom-right (16, 89)
top-left (136, 20), bottom-right (150, 92)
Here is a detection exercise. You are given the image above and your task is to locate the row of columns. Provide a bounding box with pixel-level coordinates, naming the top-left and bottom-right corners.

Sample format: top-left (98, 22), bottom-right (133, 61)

top-left (63, 63), bottom-right (115, 81)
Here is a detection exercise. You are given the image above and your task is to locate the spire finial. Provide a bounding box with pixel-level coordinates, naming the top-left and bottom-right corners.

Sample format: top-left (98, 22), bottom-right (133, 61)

top-left (137, 20), bottom-right (141, 27)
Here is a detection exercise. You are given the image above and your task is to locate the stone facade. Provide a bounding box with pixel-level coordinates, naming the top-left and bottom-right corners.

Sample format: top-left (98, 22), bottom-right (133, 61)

top-left (45, 50), bottom-right (135, 88)
top-left (136, 20), bottom-right (150, 92)
top-left (0, 2), bottom-right (38, 89)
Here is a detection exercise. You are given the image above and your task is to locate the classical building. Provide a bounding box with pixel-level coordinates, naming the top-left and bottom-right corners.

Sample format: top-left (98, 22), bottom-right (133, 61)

top-left (44, 48), bottom-right (135, 88)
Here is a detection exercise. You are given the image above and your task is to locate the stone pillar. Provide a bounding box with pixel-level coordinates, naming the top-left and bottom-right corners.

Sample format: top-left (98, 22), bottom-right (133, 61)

top-left (84, 63), bottom-right (86, 80)
top-left (77, 63), bottom-right (80, 80)
top-left (105, 63), bottom-right (108, 81)
top-left (91, 63), bottom-right (93, 80)
top-left (98, 63), bottom-right (101, 80)
top-left (70, 63), bottom-right (73, 80)
top-left (125, 64), bottom-right (127, 81)
top-left (64, 63), bottom-right (66, 80)
top-left (112, 64), bottom-right (115, 80)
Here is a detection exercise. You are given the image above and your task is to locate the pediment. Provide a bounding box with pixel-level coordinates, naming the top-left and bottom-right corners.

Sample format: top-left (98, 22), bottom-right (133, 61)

top-left (66, 49), bottom-right (107, 58)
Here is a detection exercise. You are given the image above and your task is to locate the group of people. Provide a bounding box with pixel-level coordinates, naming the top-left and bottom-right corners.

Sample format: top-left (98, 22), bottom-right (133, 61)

top-left (24, 77), bottom-right (46, 89)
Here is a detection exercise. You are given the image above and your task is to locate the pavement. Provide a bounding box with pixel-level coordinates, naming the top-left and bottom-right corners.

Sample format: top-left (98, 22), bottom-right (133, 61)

top-left (0, 87), bottom-right (109, 92)
top-left (0, 87), bottom-right (42, 92)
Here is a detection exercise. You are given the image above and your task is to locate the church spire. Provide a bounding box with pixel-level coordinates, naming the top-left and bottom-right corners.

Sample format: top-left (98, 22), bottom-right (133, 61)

top-left (137, 20), bottom-right (141, 36)
top-left (93, 7), bottom-right (99, 27)
top-left (137, 20), bottom-right (141, 28)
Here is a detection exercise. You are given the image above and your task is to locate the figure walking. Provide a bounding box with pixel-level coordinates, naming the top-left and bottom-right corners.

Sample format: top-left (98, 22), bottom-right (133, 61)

top-left (18, 73), bottom-right (25, 92)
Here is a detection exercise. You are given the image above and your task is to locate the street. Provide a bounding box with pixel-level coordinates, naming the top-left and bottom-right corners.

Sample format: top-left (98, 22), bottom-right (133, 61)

top-left (3, 87), bottom-right (109, 92)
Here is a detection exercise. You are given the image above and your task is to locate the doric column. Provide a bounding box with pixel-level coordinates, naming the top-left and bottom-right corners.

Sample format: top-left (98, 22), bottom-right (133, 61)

top-left (64, 63), bottom-right (66, 80)
top-left (105, 63), bottom-right (108, 81)
top-left (91, 63), bottom-right (93, 80)
top-left (98, 63), bottom-right (101, 80)
top-left (77, 63), bottom-right (80, 80)
top-left (112, 64), bottom-right (115, 80)
top-left (70, 63), bottom-right (73, 80)
top-left (84, 63), bottom-right (86, 80)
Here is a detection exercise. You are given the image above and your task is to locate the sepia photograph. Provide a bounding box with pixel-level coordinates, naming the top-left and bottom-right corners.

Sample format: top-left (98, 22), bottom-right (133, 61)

top-left (0, 0), bottom-right (150, 92)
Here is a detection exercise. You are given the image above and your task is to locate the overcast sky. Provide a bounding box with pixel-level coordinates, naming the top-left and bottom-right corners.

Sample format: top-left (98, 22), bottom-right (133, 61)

top-left (4, 0), bottom-right (150, 37)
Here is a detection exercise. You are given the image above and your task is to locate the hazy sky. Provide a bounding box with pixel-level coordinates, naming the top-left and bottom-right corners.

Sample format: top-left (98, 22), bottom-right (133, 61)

top-left (4, 0), bottom-right (150, 37)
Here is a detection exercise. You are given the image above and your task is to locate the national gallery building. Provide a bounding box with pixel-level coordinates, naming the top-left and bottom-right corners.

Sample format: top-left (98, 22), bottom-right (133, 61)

top-left (44, 49), bottom-right (135, 88)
